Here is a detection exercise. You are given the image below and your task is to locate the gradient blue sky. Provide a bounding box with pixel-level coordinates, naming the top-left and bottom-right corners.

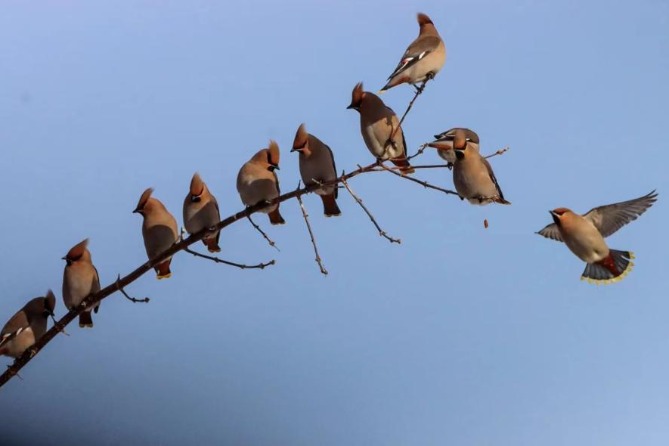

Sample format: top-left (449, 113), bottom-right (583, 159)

top-left (1, 1), bottom-right (668, 445)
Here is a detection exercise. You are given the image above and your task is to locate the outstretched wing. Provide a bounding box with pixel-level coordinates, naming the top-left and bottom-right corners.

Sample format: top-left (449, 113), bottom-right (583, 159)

top-left (584, 190), bottom-right (658, 238)
top-left (536, 223), bottom-right (563, 242)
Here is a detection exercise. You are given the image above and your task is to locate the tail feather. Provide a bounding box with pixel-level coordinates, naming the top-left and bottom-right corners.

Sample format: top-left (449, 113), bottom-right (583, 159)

top-left (320, 194), bottom-right (341, 217)
top-left (203, 232), bottom-right (221, 253)
top-left (155, 259), bottom-right (172, 280)
top-left (268, 208), bottom-right (285, 225)
top-left (581, 250), bottom-right (635, 285)
top-left (79, 311), bottom-right (93, 328)
top-left (390, 157), bottom-right (415, 175)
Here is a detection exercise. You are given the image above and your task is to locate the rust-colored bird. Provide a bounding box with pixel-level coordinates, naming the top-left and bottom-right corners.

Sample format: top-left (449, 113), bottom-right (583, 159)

top-left (291, 123), bottom-right (341, 217)
top-left (133, 188), bottom-right (179, 279)
top-left (347, 82), bottom-right (414, 174)
top-left (183, 173), bottom-right (222, 252)
top-left (381, 13), bottom-right (446, 92)
top-left (62, 238), bottom-right (101, 328)
top-left (537, 190), bottom-right (658, 284)
top-left (0, 291), bottom-right (56, 358)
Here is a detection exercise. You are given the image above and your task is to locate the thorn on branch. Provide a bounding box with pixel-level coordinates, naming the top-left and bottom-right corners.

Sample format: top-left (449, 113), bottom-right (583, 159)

top-left (296, 181), bottom-right (328, 276)
top-left (116, 275), bottom-right (150, 304)
top-left (407, 143), bottom-right (429, 161)
top-left (184, 246), bottom-right (275, 270)
top-left (485, 146), bottom-right (509, 159)
top-left (247, 215), bottom-right (280, 251)
top-left (340, 173), bottom-right (401, 244)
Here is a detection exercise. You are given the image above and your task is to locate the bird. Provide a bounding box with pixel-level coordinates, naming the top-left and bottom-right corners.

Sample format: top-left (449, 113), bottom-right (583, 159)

top-left (0, 291), bottom-right (56, 358)
top-left (183, 173), bottom-right (222, 252)
top-left (133, 187), bottom-right (179, 279)
top-left (291, 123), bottom-right (341, 217)
top-left (347, 82), bottom-right (414, 174)
top-left (536, 190), bottom-right (658, 284)
top-left (428, 127), bottom-right (480, 165)
top-left (428, 128), bottom-right (509, 205)
top-left (62, 238), bottom-right (101, 328)
top-left (380, 13), bottom-right (446, 92)
top-left (236, 140), bottom-right (286, 225)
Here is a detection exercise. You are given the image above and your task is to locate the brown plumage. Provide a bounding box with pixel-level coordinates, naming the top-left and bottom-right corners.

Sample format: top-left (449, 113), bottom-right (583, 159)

top-left (0, 291), bottom-right (55, 358)
top-left (133, 188), bottom-right (179, 279)
top-left (347, 82), bottom-right (414, 174)
top-left (237, 140), bottom-right (286, 225)
top-left (291, 123), bottom-right (341, 217)
top-left (183, 173), bottom-right (222, 252)
top-left (62, 238), bottom-right (101, 328)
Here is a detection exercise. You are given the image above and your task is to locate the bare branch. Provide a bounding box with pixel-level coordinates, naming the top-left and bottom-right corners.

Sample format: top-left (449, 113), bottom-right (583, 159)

top-left (406, 143), bottom-right (429, 161)
top-left (390, 79), bottom-right (429, 142)
top-left (247, 215), bottom-right (280, 251)
top-left (295, 182), bottom-right (328, 275)
top-left (340, 174), bottom-right (401, 244)
top-left (184, 246), bottom-right (275, 270)
top-left (116, 275), bottom-right (150, 304)
top-left (377, 163), bottom-right (460, 197)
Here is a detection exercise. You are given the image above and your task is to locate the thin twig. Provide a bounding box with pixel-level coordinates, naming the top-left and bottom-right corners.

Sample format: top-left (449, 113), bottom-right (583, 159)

top-left (406, 143), bottom-right (429, 161)
top-left (484, 146), bottom-right (509, 159)
top-left (49, 315), bottom-right (69, 336)
top-left (247, 215), bottom-right (280, 251)
top-left (377, 163), bottom-right (460, 197)
top-left (389, 79), bottom-right (429, 142)
top-left (340, 173), bottom-right (401, 244)
top-left (116, 275), bottom-right (150, 303)
top-left (184, 247), bottom-right (275, 270)
top-left (295, 182), bottom-right (328, 275)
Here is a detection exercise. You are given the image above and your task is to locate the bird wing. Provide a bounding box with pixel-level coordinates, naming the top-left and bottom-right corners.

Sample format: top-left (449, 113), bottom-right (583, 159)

top-left (386, 35), bottom-right (441, 80)
top-left (482, 157), bottom-right (506, 202)
top-left (583, 190), bottom-right (658, 238)
top-left (324, 143), bottom-right (338, 199)
top-left (0, 311), bottom-right (30, 349)
top-left (536, 223), bottom-right (564, 242)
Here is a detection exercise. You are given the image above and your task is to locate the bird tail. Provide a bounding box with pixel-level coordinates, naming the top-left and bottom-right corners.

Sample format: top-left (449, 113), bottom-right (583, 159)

top-left (581, 250), bottom-right (635, 284)
top-left (268, 208), bottom-right (286, 225)
top-left (155, 259), bottom-right (172, 280)
top-left (391, 157), bottom-right (415, 175)
top-left (321, 194), bottom-right (342, 217)
top-left (79, 311), bottom-right (94, 328)
top-left (203, 232), bottom-right (221, 253)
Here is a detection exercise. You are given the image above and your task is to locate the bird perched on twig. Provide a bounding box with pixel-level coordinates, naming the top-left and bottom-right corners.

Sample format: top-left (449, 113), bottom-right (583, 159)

top-left (291, 123), bottom-right (341, 217)
top-left (183, 173), bottom-right (222, 252)
top-left (237, 140), bottom-right (286, 225)
top-left (0, 291), bottom-right (56, 358)
top-left (428, 128), bottom-right (509, 205)
top-left (536, 190), bottom-right (658, 284)
top-left (62, 239), bottom-right (101, 328)
top-left (133, 188), bottom-right (179, 279)
top-left (380, 13), bottom-right (446, 92)
top-left (347, 82), bottom-right (414, 174)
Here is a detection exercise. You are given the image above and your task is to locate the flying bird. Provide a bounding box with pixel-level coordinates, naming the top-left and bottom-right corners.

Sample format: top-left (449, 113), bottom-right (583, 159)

top-left (428, 128), bottom-right (509, 204)
top-left (0, 291), bottom-right (56, 358)
top-left (291, 123), bottom-right (341, 217)
top-left (133, 188), bottom-right (179, 279)
top-left (183, 173), bottom-right (222, 252)
top-left (347, 82), bottom-right (414, 174)
top-left (62, 239), bottom-right (101, 328)
top-left (536, 190), bottom-right (658, 284)
top-left (381, 13), bottom-right (446, 92)
top-left (237, 140), bottom-right (286, 225)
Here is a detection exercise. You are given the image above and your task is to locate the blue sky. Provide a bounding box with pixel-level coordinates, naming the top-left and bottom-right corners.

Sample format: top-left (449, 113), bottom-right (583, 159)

top-left (1, 1), bottom-right (668, 444)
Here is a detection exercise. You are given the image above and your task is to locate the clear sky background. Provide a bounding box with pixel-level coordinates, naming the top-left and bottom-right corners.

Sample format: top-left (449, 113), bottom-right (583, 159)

top-left (1, 1), bottom-right (668, 445)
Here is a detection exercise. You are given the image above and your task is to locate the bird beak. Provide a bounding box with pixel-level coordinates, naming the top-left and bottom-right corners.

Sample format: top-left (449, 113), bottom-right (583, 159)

top-left (346, 103), bottom-right (356, 110)
top-left (290, 147), bottom-right (300, 153)
top-left (132, 208), bottom-right (141, 214)
top-left (549, 210), bottom-right (558, 218)
top-left (272, 165), bottom-right (280, 170)
top-left (61, 256), bottom-right (67, 261)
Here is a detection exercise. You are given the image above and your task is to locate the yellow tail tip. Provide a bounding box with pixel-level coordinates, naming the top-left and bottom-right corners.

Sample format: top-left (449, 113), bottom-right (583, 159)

top-left (157, 273), bottom-right (172, 280)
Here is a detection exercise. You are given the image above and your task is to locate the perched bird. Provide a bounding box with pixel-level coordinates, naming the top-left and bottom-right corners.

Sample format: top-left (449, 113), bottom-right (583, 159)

top-left (381, 13), bottom-right (446, 92)
top-left (183, 173), bottom-right (222, 252)
top-left (428, 127), bottom-right (480, 165)
top-left (428, 128), bottom-right (509, 204)
top-left (62, 239), bottom-right (101, 328)
top-left (133, 188), bottom-right (179, 279)
top-left (291, 123), bottom-right (341, 217)
top-left (347, 82), bottom-right (414, 174)
top-left (0, 291), bottom-right (56, 358)
top-left (537, 190), bottom-right (658, 284)
top-left (237, 140), bottom-right (286, 225)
